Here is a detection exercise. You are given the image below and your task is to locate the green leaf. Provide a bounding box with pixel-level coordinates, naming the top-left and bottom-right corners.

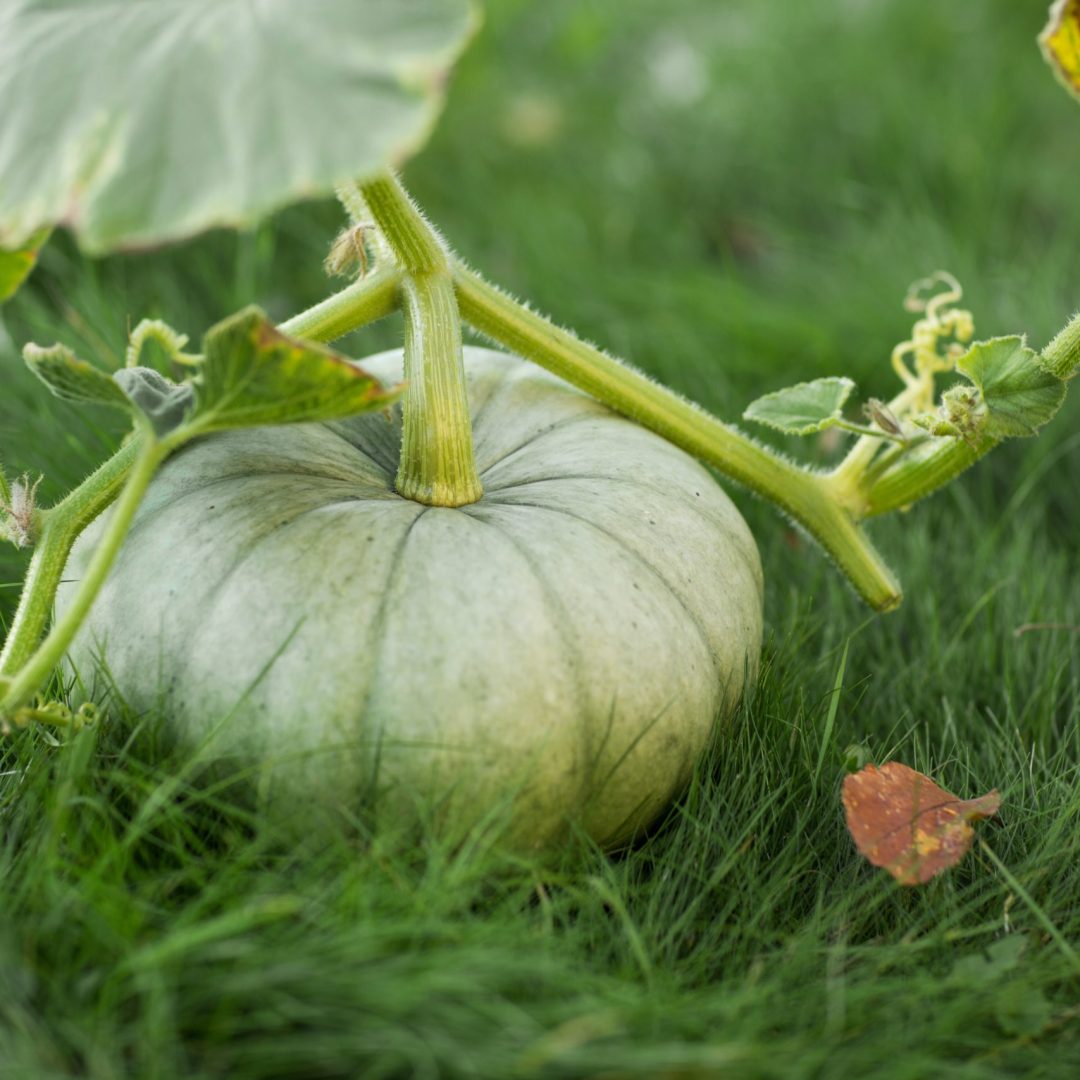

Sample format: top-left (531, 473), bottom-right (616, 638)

top-left (950, 936), bottom-right (1027, 983)
top-left (192, 307), bottom-right (400, 432)
top-left (743, 377), bottom-right (856, 436)
top-left (23, 343), bottom-right (132, 410)
top-left (25, 339), bottom-right (194, 434)
top-left (946, 937), bottom-right (1053, 1038)
top-left (993, 985), bottom-right (1053, 1038)
top-left (24, 311), bottom-right (400, 439)
top-left (0, 0), bottom-right (477, 254)
top-left (956, 336), bottom-right (1066, 438)
top-left (0, 228), bottom-right (51, 303)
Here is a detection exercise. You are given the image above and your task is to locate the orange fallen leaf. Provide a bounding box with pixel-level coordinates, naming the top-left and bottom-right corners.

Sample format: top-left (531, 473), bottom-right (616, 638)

top-left (842, 762), bottom-right (1000, 886)
top-left (1040, 0), bottom-right (1080, 102)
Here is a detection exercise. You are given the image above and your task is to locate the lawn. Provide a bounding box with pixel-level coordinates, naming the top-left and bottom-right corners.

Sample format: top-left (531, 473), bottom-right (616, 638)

top-left (2, 0), bottom-right (1079, 1076)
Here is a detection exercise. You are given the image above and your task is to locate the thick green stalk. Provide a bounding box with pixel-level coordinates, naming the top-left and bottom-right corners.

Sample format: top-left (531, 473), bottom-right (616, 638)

top-left (359, 173), bottom-right (481, 507)
top-left (359, 175), bottom-right (446, 274)
top-left (0, 436), bottom-right (141, 680)
top-left (396, 274), bottom-right (483, 505)
top-left (279, 266), bottom-right (401, 343)
top-left (1, 432), bottom-right (165, 714)
top-left (860, 439), bottom-right (984, 517)
top-left (452, 263), bottom-right (901, 611)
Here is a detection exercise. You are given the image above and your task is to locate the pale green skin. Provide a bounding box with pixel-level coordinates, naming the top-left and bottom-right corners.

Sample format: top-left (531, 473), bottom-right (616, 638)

top-left (63, 348), bottom-right (763, 849)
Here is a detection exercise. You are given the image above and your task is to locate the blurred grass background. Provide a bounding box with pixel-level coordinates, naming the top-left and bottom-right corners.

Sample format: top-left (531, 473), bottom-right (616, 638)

top-left (2, 0), bottom-right (1080, 1075)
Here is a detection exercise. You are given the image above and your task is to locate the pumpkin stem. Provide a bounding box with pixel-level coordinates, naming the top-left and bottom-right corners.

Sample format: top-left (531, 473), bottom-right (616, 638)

top-left (350, 173), bottom-right (483, 507)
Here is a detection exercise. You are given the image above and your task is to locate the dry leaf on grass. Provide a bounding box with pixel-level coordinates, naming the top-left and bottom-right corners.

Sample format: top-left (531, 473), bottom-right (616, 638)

top-left (842, 762), bottom-right (1000, 885)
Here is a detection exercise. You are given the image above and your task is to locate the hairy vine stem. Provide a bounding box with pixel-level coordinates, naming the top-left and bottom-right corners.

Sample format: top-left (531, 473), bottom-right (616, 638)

top-left (0, 430), bottom-right (165, 714)
top-left (0, 437), bottom-right (142, 683)
top-left (272, 192), bottom-right (1080, 613)
top-left (4, 187), bottom-right (1078, 720)
top-left (450, 263), bottom-right (902, 611)
top-left (279, 265), bottom-right (401, 342)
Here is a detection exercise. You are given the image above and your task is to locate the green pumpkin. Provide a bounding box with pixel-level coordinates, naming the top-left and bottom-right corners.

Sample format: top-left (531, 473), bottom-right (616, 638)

top-left (62, 348), bottom-right (763, 848)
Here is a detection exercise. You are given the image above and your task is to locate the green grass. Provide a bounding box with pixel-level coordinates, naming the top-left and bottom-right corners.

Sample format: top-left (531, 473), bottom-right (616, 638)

top-left (2, 0), bottom-right (1080, 1075)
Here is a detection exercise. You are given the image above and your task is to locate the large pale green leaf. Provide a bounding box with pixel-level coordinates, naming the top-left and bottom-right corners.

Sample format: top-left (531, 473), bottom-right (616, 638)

top-left (956, 336), bottom-right (1066, 438)
top-left (743, 376), bottom-right (856, 436)
top-left (193, 306), bottom-right (400, 432)
top-left (0, 0), bottom-right (477, 254)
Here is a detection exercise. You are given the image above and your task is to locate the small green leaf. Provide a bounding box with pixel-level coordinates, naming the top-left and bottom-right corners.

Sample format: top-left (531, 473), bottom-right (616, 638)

top-left (192, 307), bottom-right (400, 433)
top-left (23, 343), bottom-right (132, 410)
top-left (946, 937), bottom-right (1053, 1038)
top-left (743, 377), bottom-right (856, 436)
top-left (24, 340), bottom-right (194, 433)
top-left (956, 336), bottom-right (1066, 438)
top-left (0, 227), bottom-right (51, 303)
top-left (994, 984), bottom-right (1053, 1038)
top-left (842, 743), bottom-right (872, 774)
top-left (950, 936), bottom-right (1027, 983)
top-left (24, 311), bottom-right (401, 442)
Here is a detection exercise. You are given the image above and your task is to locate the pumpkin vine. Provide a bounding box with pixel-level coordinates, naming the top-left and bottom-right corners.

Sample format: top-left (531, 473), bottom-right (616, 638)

top-left (4, 165), bottom-right (1079, 730)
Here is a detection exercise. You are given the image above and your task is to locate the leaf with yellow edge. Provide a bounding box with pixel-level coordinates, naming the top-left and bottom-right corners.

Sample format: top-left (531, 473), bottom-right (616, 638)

top-left (0, 228), bottom-right (50, 303)
top-left (1040, 0), bottom-right (1080, 103)
top-left (192, 307), bottom-right (402, 434)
